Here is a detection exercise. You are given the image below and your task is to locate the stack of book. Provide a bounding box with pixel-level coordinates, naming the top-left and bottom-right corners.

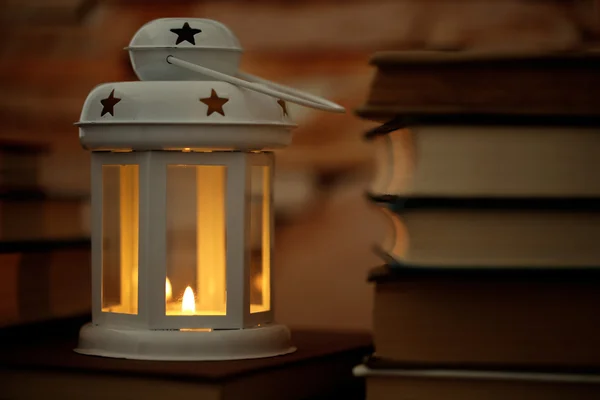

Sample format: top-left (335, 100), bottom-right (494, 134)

top-left (0, 140), bottom-right (91, 327)
top-left (354, 50), bottom-right (600, 399)
top-left (0, 140), bottom-right (90, 241)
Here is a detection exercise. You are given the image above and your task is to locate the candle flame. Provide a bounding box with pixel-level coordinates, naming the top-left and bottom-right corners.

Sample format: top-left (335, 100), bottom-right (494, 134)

top-left (165, 277), bottom-right (172, 302)
top-left (182, 286), bottom-right (196, 314)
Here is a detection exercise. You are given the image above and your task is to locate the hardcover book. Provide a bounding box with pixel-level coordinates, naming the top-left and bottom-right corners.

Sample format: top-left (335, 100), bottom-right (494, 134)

top-left (0, 317), bottom-right (372, 400)
top-left (357, 50), bottom-right (600, 120)
top-left (369, 265), bottom-right (600, 367)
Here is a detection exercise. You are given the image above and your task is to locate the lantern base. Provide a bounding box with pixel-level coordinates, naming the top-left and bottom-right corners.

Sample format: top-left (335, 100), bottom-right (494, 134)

top-left (74, 322), bottom-right (296, 361)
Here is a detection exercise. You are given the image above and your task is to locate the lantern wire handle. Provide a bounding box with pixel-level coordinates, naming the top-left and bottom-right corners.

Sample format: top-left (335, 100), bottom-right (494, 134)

top-left (166, 55), bottom-right (345, 113)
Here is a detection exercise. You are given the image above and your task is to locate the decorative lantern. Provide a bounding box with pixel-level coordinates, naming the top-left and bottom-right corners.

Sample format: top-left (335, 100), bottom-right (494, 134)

top-left (74, 18), bottom-right (343, 361)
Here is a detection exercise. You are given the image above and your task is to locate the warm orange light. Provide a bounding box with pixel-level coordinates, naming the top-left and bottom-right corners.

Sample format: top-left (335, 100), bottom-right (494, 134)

top-left (253, 273), bottom-right (262, 292)
top-left (196, 166), bottom-right (226, 314)
top-left (180, 328), bottom-right (212, 332)
top-left (165, 277), bottom-right (173, 302)
top-left (182, 286), bottom-right (196, 314)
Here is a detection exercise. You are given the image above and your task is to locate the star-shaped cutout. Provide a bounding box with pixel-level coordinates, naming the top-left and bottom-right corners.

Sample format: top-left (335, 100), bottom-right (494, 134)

top-left (200, 89), bottom-right (229, 116)
top-left (100, 89), bottom-right (121, 117)
top-left (170, 22), bottom-right (202, 45)
top-left (277, 99), bottom-right (288, 116)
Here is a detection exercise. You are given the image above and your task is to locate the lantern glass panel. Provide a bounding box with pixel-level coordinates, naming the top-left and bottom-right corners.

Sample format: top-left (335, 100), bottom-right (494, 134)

top-left (250, 165), bottom-right (271, 314)
top-left (166, 164), bottom-right (227, 316)
top-left (101, 164), bottom-right (139, 314)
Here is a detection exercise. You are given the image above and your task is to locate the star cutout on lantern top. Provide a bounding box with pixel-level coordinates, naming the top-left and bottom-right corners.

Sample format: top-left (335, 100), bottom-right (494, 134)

top-left (277, 99), bottom-right (288, 116)
top-left (100, 89), bottom-right (121, 117)
top-left (200, 89), bottom-right (229, 116)
top-left (170, 22), bottom-right (202, 45)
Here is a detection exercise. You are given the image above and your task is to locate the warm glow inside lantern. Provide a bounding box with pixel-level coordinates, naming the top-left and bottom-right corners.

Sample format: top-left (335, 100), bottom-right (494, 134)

top-left (74, 17), bottom-right (343, 361)
top-left (93, 149), bottom-right (275, 331)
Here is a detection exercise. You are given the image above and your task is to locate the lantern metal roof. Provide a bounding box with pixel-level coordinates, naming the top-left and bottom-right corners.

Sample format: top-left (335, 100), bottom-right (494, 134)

top-left (77, 81), bottom-right (296, 151)
top-left (78, 81), bottom-right (293, 126)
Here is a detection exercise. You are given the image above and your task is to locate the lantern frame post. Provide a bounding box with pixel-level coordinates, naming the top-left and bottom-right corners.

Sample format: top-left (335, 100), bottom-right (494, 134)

top-left (91, 151), bottom-right (150, 329)
top-left (244, 151), bottom-right (275, 327)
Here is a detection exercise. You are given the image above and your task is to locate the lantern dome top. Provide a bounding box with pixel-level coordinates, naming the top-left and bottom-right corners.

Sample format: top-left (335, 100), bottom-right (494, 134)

top-left (127, 18), bottom-right (243, 81)
top-left (77, 81), bottom-right (296, 151)
top-left (129, 18), bottom-right (241, 50)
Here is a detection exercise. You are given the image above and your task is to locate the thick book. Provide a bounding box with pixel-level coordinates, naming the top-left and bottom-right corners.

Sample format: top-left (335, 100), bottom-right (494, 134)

top-left (0, 317), bottom-right (372, 400)
top-left (368, 265), bottom-right (600, 367)
top-left (0, 139), bottom-right (48, 190)
top-left (371, 196), bottom-right (600, 267)
top-left (356, 50), bottom-right (600, 120)
top-left (367, 119), bottom-right (600, 197)
top-left (0, 190), bottom-right (90, 241)
top-left (0, 238), bottom-right (91, 328)
top-left (354, 359), bottom-right (600, 400)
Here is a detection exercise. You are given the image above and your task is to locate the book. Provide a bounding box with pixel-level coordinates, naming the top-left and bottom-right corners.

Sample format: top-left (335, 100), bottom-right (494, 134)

top-left (372, 196), bottom-right (600, 267)
top-left (367, 120), bottom-right (600, 197)
top-left (369, 265), bottom-right (600, 367)
top-left (0, 190), bottom-right (90, 241)
top-left (0, 139), bottom-right (48, 191)
top-left (0, 238), bottom-right (91, 328)
top-left (356, 50), bottom-right (600, 120)
top-left (354, 359), bottom-right (600, 400)
top-left (0, 316), bottom-right (372, 400)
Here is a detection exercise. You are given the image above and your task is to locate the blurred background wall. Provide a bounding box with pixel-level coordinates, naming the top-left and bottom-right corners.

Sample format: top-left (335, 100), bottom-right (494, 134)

top-left (1, 0), bottom-right (599, 331)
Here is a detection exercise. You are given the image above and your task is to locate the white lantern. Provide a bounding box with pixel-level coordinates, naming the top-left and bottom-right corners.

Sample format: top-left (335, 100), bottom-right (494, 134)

top-left (74, 18), bottom-right (343, 361)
